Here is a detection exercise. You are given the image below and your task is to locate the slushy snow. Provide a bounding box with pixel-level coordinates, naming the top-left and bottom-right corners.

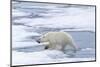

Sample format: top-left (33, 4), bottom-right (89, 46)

top-left (12, 49), bottom-right (95, 65)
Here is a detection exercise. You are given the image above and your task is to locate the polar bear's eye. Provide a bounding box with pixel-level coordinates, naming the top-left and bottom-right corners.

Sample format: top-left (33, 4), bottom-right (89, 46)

top-left (42, 36), bottom-right (46, 38)
top-left (40, 36), bottom-right (45, 38)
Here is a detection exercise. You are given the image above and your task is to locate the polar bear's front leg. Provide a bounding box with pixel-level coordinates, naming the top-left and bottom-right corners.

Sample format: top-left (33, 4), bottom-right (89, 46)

top-left (39, 42), bottom-right (50, 45)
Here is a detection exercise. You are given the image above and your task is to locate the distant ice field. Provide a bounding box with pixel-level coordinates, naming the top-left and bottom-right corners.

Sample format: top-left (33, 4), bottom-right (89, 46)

top-left (12, 1), bottom-right (96, 66)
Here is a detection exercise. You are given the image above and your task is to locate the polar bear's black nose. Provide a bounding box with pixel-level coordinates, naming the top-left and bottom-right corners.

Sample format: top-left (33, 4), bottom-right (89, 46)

top-left (36, 39), bottom-right (40, 43)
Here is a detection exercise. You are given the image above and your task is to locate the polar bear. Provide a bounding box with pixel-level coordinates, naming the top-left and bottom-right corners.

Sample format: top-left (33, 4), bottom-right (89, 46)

top-left (36, 32), bottom-right (77, 52)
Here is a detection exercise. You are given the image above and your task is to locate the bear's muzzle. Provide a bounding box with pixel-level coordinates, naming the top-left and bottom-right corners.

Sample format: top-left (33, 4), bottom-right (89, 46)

top-left (36, 38), bottom-right (40, 43)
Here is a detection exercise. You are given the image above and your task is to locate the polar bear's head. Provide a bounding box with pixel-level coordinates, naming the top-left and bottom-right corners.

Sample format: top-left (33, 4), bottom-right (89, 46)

top-left (36, 34), bottom-right (50, 49)
top-left (36, 34), bottom-right (48, 43)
